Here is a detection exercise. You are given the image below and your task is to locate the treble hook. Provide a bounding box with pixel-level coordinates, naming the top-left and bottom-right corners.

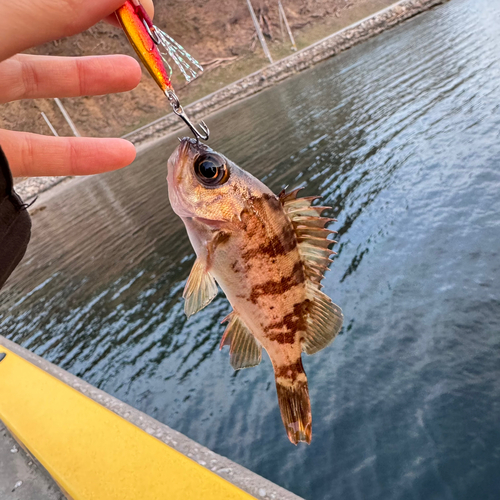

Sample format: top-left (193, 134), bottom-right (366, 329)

top-left (166, 90), bottom-right (210, 142)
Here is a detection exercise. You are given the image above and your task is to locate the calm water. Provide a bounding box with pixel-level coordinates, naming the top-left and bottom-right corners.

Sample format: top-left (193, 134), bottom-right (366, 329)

top-left (2, 0), bottom-right (500, 498)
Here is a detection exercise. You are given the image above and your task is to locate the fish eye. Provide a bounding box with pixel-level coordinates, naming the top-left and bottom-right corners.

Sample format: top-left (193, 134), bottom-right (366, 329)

top-left (194, 154), bottom-right (229, 187)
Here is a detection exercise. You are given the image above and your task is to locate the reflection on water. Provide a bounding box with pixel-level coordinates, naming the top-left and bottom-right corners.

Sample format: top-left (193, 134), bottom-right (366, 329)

top-left (2, 0), bottom-right (500, 498)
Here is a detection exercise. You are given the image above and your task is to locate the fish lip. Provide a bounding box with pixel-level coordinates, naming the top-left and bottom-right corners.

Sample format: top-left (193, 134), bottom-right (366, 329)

top-left (168, 137), bottom-right (211, 185)
top-left (168, 138), bottom-right (221, 217)
top-left (167, 139), bottom-right (197, 215)
top-left (178, 137), bottom-right (211, 157)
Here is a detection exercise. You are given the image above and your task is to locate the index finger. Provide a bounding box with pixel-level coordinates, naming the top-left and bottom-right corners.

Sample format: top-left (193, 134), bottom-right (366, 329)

top-left (0, 0), bottom-right (132, 63)
top-left (0, 129), bottom-right (136, 178)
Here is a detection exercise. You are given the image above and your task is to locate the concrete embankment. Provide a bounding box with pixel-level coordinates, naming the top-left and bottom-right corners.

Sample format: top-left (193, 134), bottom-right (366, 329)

top-left (15, 0), bottom-right (447, 201)
top-left (123, 0), bottom-right (446, 147)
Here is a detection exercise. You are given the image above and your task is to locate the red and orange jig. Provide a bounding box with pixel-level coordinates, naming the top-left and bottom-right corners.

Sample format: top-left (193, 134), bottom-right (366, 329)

top-left (115, 0), bottom-right (209, 141)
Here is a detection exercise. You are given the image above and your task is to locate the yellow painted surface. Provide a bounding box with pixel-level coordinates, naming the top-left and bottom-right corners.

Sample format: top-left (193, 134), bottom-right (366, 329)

top-left (0, 347), bottom-right (254, 500)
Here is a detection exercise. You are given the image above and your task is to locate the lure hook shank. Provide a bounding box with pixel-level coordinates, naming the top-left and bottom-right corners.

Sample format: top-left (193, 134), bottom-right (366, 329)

top-left (166, 90), bottom-right (210, 142)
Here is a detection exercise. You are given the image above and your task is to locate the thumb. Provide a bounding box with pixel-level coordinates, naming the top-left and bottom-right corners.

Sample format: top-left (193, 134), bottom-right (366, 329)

top-left (0, 0), bottom-right (129, 62)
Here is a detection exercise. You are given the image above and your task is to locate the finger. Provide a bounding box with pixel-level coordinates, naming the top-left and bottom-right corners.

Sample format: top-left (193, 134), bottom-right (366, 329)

top-left (104, 13), bottom-right (122, 29)
top-left (105, 0), bottom-right (154, 27)
top-left (0, 130), bottom-right (136, 178)
top-left (0, 0), bottom-right (131, 62)
top-left (140, 0), bottom-right (154, 20)
top-left (0, 54), bottom-right (142, 103)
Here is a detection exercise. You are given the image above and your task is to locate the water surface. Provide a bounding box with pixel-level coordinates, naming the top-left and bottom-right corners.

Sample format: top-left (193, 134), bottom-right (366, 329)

top-left (2, 0), bottom-right (500, 498)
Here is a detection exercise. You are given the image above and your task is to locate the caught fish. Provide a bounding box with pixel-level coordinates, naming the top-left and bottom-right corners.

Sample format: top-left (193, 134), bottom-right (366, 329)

top-left (167, 139), bottom-right (343, 444)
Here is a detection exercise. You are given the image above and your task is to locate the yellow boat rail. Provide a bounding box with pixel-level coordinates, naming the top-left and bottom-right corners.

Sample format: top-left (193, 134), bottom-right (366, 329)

top-left (0, 346), bottom-right (254, 500)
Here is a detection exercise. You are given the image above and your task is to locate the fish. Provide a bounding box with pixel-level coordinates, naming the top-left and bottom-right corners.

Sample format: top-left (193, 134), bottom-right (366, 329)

top-left (167, 138), bottom-right (343, 444)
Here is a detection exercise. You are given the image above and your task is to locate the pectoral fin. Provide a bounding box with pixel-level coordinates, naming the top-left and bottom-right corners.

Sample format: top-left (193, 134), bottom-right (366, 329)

top-left (183, 258), bottom-right (218, 318)
top-left (220, 313), bottom-right (262, 370)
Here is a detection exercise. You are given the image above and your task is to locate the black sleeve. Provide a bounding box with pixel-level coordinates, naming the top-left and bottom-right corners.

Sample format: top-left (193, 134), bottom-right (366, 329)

top-left (0, 147), bottom-right (31, 290)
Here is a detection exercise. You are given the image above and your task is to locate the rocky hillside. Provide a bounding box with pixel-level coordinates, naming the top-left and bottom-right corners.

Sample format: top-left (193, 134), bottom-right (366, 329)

top-left (0, 0), bottom-right (390, 139)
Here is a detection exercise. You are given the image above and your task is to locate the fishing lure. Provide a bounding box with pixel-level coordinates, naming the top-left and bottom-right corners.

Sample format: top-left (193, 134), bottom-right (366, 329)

top-left (115, 0), bottom-right (209, 141)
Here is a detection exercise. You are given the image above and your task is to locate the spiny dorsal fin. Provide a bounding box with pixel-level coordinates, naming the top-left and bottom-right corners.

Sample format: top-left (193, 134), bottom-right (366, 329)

top-left (220, 312), bottom-right (262, 370)
top-left (278, 187), bottom-right (303, 204)
top-left (183, 258), bottom-right (218, 318)
top-left (302, 282), bottom-right (343, 355)
top-left (280, 188), bottom-right (338, 288)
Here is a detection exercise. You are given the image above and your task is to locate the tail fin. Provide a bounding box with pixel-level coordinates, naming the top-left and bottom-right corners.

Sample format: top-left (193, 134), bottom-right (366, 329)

top-left (275, 359), bottom-right (312, 445)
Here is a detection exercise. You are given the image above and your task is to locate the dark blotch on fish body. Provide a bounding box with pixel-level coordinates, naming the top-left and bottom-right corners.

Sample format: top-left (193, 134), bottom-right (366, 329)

top-left (266, 300), bottom-right (311, 344)
top-left (249, 261), bottom-right (305, 304)
top-left (275, 359), bottom-right (306, 382)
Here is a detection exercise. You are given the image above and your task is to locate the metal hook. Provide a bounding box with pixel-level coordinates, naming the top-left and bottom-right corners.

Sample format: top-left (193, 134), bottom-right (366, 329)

top-left (175, 112), bottom-right (210, 142)
top-left (143, 20), bottom-right (160, 45)
top-left (166, 90), bottom-right (210, 142)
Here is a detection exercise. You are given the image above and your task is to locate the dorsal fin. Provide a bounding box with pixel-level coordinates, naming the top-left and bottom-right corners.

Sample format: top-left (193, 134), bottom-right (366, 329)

top-left (280, 188), bottom-right (338, 288)
top-left (302, 282), bottom-right (343, 354)
top-left (220, 312), bottom-right (262, 370)
top-left (183, 258), bottom-right (218, 318)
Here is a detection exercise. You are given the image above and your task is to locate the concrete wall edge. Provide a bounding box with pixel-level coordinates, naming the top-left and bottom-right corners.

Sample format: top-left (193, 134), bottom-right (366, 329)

top-left (0, 335), bottom-right (304, 500)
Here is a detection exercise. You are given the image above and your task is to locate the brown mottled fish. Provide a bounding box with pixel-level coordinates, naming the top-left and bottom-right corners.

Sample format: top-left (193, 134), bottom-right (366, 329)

top-left (167, 138), bottom-right (343, 445)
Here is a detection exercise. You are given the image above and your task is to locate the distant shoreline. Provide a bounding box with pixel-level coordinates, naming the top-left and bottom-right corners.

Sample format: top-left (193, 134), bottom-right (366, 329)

top-left (16, 0), bottom-right (447, 201)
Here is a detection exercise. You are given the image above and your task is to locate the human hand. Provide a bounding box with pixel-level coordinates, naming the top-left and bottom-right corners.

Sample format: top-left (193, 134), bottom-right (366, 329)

top-left (0, 0), bottom-right (154, 178)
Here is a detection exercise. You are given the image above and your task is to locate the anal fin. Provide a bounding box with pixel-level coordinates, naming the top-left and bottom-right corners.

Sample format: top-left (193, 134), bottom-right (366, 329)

top-left (302, 282), bottom-right (343, 355)
top-left (220, 313), bottom-right (262, 370)
top-left (183, 258), bottom-right (218, 318)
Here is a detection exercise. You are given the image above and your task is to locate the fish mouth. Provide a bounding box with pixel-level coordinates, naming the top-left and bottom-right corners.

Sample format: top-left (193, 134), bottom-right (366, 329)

top-left (167, 137), bottom-right (210, 177)
top-left (167, 137), bottom-right (211, 186)
top-left (167, 139), bottom-right (221, 220)
top-left (178, 137), bottom-right (211, 158)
